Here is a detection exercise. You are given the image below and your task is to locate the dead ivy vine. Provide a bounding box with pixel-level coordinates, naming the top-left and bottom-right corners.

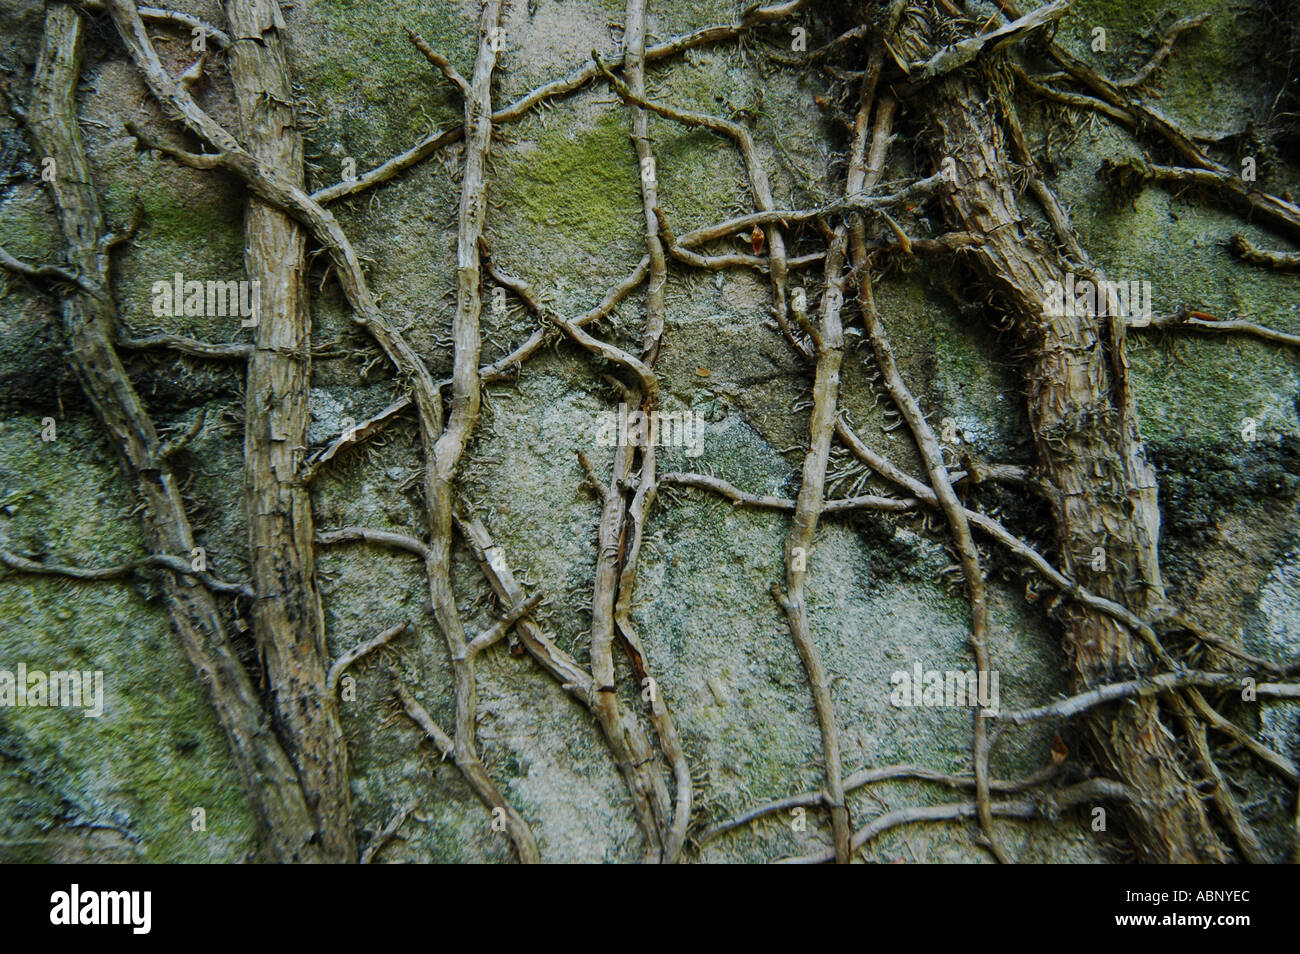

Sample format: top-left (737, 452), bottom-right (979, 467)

top-left (2, 0), bottom-right (1300, 863)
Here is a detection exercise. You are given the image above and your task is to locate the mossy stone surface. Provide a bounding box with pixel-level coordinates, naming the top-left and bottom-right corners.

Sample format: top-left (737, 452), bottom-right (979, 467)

top-left (0, 0), bottom-right (1296, 862)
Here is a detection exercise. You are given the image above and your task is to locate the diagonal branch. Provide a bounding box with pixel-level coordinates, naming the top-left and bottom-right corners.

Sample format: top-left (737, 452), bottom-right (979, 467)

top-left (395, 682), bottom-right (539, 863)
top-left (897, 0), bottom-right (1072, 93)
top-left (1140, 308), bottom-right (1300, 349)
top-left (312, 1), bottom-right (806, 204)
top-left (1116, 13), bottom-right (1210, 89)
top-left (116, 333), bottom-right (254, 359)
top-left (778, 780), bottom-right (1138, 864)
top-left (1227, 235), bottom-right (1300, 273)
top-left (847, 88), bottom-right (1007, 862)
top-left (327, 621), bottom-right (409, 694)
top-left (701, 763), bottom-right (1060, 844)
top-left (405, 27), bottom-right (469, 97)
top-left (0, 243), bottom-right (109, 301)
top-left (0, 548), bottom-right (253, 598)
top-left (995, 671), bottom-right (1300, 724)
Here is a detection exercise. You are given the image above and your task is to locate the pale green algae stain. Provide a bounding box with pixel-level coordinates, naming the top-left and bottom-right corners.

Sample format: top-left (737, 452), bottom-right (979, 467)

top-left (291, 0), bottom-right (472, 177)
top-left (1044, 121), bottom-right (1300, 450)
top-left (0, 189), bottom-right (59, 266)
top-left (99, 167), bottom-right (249, 344)
top-left (1022, 0), bottom-right (1300, 450)
top-left (1062, 0), bottom-right (1272, 131)
top-left (495, 110), bottom-right (642, 268)
top-left (0, 414), bottom-right (256, 861)
top-left (104, 180), bottom-right (243, 262)
top-left (490, 50), bottom-right (749, 309)
top-left (0, 0), bottom-right (1295, 863)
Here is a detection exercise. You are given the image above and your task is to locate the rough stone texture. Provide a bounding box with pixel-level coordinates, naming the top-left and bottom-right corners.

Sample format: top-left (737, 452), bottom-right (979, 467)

top-left (0, 0), bottom-right (1296, 862)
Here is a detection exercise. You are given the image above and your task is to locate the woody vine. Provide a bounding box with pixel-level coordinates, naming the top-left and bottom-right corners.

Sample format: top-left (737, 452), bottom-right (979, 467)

top-left (2, 0), bottom-right (1300, 863)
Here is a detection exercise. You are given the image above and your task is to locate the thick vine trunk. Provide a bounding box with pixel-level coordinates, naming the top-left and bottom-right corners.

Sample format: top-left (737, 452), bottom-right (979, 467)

top-left (29, 1), bottom-right (324, 861)
top-left (224, 0), bottom-right (355, 861)
top-left (921, 71), bottom-right (1228, 862)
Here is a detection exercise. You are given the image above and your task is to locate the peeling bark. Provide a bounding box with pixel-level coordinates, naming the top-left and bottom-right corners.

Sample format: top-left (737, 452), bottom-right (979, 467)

top-left (919, 69), bottom-right (1228, 862)
top-left (8, 0), bottom-right (1292, 865)
top-left (27, 1), bottom-right (323, 862)
top-left (224, 0), bottom-right (355, 862)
